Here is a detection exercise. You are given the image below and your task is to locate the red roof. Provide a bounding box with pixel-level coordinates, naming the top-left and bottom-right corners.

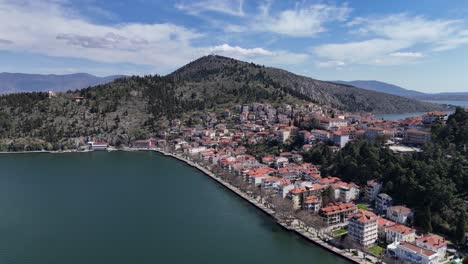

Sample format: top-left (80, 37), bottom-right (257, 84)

top-left (399, 242), bottom-right (437, 257)
top-left (349, 209), bottom-right (378, 224)
top-left (386, 224), bottom-right (415, 235)
top-left (320, 202), bottom-right (357, 215)
top-left (416, 234), bottom-right (447, 248)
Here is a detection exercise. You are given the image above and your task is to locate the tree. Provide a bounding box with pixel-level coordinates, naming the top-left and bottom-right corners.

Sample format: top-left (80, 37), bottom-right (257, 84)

top-left (455, 210), bottom-right (466, 245)
top-left (418, 205), bottom-right (433, 233)
top-left (321, 186), bottom-right (333, 206)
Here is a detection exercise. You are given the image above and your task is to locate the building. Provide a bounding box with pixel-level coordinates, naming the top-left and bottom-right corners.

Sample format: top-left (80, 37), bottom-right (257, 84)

top-left (320, 118), bottom-right (348, 130)
top-left (330, 182), bottom-right (360, 203)
top-left (348, 209), bottom-right (379, 247)
top-left (404, 129), bottom-right (431, 145)
top-left (390, 242), bottom-right (438, 264)
top-left (89, 141), bottom-right (108, 151)
top-left (375, 193), bottom-right (393, 214)
top-left (311, 129), bottom-right (330, 142)
top-left (319, 202), bottom-right (358, 226)
top-left (365, 180), bottom-right (382, 202)
top-left (303, 195), bottom-right (321, 213)
top-left (416, 234), bottom-right (447, 262)
top-left (386, 205), bottom-right (414, 225)
top-left (386, 224), bottom-right (416, 243)
top-left (377, 217), bottom-right (396, 240)
top-left (332, 131), bottom-right (350, 148)
top-left (365, 127), bottom-right (386, 141)
top-left (276, 129), bottom-right (291, 143)
top-left (422, 111), bottom-right (447, 124)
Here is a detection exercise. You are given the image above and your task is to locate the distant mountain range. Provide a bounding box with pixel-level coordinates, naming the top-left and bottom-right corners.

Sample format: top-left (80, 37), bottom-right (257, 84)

top-left (0, 73), bottom-right (124, 94)
top-left (334, 80), bottom-right (468, 101)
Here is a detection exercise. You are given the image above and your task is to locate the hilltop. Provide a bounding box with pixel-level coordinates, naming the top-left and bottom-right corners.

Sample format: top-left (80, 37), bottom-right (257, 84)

top-left (171, 56), bottom-right (444, 114)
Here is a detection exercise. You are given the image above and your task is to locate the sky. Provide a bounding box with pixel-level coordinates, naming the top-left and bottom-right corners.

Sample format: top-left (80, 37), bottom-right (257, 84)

top-left (1, 0), bottom-right (468, 93)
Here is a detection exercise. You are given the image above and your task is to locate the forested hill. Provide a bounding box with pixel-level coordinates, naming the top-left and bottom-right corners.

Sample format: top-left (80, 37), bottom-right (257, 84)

top-left (171, 55), bottom-right (445, 114)
top-left (0, 55), bottom-right (447, 149)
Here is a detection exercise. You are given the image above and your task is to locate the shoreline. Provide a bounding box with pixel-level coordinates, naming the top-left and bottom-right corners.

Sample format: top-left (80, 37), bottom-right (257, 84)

top-left (1, 148), bottom-right (370, 263)
top-left (152, 148), bottom-right (369, 264)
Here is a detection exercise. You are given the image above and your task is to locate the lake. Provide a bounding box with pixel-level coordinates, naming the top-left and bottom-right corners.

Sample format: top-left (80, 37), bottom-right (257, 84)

top-left (376, 100), bottom-right (468, 120)
top-left (0, 152), bottom-right (349, 264)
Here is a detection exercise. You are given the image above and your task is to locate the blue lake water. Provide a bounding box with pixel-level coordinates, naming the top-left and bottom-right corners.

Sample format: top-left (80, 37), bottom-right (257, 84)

top-left (0, 152), bottom-right (350, 264)
top-left (376, 100), bottom-right (468, 120)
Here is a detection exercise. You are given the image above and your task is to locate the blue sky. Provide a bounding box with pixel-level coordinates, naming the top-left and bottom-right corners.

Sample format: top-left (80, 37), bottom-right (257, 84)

top-left (1, 0), bottom-right (468, 92)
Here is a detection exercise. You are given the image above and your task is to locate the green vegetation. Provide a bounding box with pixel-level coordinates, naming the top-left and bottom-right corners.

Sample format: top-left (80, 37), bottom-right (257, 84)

top-left (367, 245), bottom-right (384, 256)
top-left (311, 108), bottom-right (468, 243)
top-left (357, 204), bottom-right (369, 210)
top-left (332, 228), bottom-right (348, 237)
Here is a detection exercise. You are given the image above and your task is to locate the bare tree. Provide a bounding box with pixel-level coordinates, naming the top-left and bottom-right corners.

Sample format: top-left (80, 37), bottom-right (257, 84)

top-left (272, 196), bottom-right (294, 220)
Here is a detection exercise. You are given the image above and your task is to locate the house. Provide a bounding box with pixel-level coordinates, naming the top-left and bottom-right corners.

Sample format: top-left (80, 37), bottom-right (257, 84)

top-left (330, 182), bottom-right (360, 203)
top-left (185, 146), bottom-right (207, 155)
top-left (332, 131), bottom-right (350, 148)
top-left (276, 129), bottom-right (291, 143)
top-left (365, 127), bottom-right (386, 141)
top-left (348, 209), bottom-right (379, 247)
top-left (386, 224), bottom-right (416, 243)
top-left (416, 234), bottom-right (447, 262)
top-left (320, 117), bottom-right (348, 130)
top-left (319, 202), bottom-right (358, 226)
top-left (89, 141), bottom-right (108, 151)
top-left (422, 111), bottom-right (447, 124)
top-left (303, 195), bottom-right (321, 213)
top-left (389, 242), bottom-right (438, 264)
top-left (377, 217), bottom-right (396, 240)
top-left (365, 180), bottom-right (382, 202)
top-left (288, 186), bottom-right (308, 210)
top-left (311, 129), bottom-right (330, 142)
top-left (404, 129), bottom-right (431, 145)
top-left (375, 193), bottom-right (393, 214)
top-left (386, 205), bottom-right (414, 225)
top-left (275, 157), bottom-right (289, 168)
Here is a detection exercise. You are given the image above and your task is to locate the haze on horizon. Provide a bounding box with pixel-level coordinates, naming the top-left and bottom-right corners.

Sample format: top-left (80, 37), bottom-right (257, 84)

top-left (0, 0), bottom-right (468, 93)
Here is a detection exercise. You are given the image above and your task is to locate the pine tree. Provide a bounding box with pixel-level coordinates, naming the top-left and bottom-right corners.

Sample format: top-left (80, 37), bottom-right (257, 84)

top-left (455, 210), bottom-right (466, 244)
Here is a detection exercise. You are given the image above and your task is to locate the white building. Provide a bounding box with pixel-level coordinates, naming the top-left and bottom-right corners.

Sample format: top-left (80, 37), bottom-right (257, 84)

top-left (365, 180), bottom-right (382, 202)
top-left (375, 193), bottom-right (393, 214)
top-left (348, 209), bottom-right (379, 247)
top-left (332, 132), bottom-right (349, 148)
top-left (416, 234), bottom-right (447, 262)
top-left (88, 141), bottom-right (108, 151)
top-left (386, 205), bottom-right (414, 225)
top-left (389, 242), bottom-right (439, 264)
top-left (386, 224), bottom-right (416, 244)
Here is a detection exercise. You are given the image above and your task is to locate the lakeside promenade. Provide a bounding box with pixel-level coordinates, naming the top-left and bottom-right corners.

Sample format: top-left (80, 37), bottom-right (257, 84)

top-left (154, 148), bottom-right (375, 264)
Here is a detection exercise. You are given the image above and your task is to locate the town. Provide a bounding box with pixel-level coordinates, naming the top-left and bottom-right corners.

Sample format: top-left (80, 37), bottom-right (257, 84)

top-left (87, 102), bottom-right (464, 264)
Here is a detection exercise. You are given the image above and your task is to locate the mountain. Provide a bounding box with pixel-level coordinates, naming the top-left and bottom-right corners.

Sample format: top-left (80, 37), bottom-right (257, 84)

top-left (170, 56), bottom-right (443, 114)
top-left (0, 72), bottom-right (124, 94)
top-left (335, 80), bottom-right (468, 101)
top-left (333, 80), bottom-right (426, 98)
top-left (0, 55), bottom-right (448, 149)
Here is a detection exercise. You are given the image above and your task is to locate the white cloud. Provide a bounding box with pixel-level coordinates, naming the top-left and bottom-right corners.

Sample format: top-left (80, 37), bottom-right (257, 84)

top-left (314, 39), bottom-right (411, 65)
top-left (176, 0), bottom-right (244, 17)
top-left (0, 0), bottom-right (308, 73)
top-left (206, 44), bottom-right (274, 56)
top-left (390, 52), bottom-right (424, 58)
top-left (353, 14), bottom-right (461, 44)
top-left (202, 44), bottom-right (309, 65)
top-left (253, 3), bottom-right (351, 37)
top-left (314, 13), bottom-right (468, 66)
top-left (315, 60), bottom-right (346, 68)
